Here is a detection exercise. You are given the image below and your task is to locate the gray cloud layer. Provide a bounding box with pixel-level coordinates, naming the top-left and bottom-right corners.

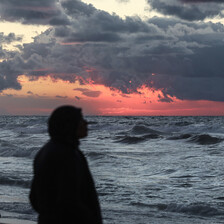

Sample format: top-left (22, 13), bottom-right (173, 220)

top-left (0, 32), bottom-right (22, 44)
top-left (148, 0), bottom-right (224, 21)
top-left (0, 0), bottom-right (69, 25)
top-left (0, 33), bottom-right (23, 61)
top-left (182, 0), bottom-right (224, 2)
top-left (0, 0), bottom-right (224, 102)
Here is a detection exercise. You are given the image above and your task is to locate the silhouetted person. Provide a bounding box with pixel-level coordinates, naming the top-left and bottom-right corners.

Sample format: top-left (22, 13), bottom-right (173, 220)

top-left (30, 105), bottom-right (102, 224)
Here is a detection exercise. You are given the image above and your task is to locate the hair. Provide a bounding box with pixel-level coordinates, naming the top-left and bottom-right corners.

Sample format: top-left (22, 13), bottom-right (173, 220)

top-left (48, 105), bottom-right (82, 141)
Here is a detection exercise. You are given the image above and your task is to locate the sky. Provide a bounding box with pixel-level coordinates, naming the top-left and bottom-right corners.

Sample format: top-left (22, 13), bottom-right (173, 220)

top-left (0, 0), bottom-right (224, 115)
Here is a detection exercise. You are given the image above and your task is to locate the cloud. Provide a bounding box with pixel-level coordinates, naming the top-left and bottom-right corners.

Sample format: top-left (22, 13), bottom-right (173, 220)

top-left (0, 32), bottom-right (23, 44)
top-left (0, 33), bottom-right (23, 60)
top-left (158, 93), bottom-right (174, 103)
top-left (55, 95), bottom-right (68, 98)
top-left (55, 2), bottom-right (157, 43)
top-left (147, 0), bottom-right (224, 21)
top-left (74, 88), bottom-right (102, 98)
top-left (2, 93), bottom-right (14, 97)
top-left (182, 0), bottom-right (224, 2)
top-left (0, 0), bottom-right (224, 102)
top-left (75, 96), bottom-right (81, 100)
top-left (0, 0), bottom-right (69, 25)
top-left (120, 94), bottom-right (131, 98)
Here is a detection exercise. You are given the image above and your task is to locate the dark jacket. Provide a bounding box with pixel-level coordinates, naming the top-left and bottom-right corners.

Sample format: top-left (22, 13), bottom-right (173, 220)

top-left (30, 140), bottom-right (102, 224)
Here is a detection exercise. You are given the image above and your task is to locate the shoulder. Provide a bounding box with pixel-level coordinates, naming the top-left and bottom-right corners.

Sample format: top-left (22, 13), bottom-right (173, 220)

top-left (75, 148), bottom-right (88, 163)
top-left (34, 141), bottom-right (56, 161)
top-left (34, 141), bottom-right (71, 169)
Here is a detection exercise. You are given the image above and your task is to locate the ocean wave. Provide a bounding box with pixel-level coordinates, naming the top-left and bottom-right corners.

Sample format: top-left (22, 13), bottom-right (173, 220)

top-left (0, 202), bottom-right (35, 216)
top-left (157, 202), bottom-right (222, 217)
top-left (0, 176), bottom-right (31, 188)
top-left (167, 133), bottom-right (223, 145)
top-left (174, 121), bottom-right (193, 126)
top-left (0, 139), bottom-right (15, 148)
top-left (0, 145), bottom-right (38, 158)
top-left (15, 126), bottom-right (47, 135)
top-left (188, 134), bottom-right (223, 145)
top-left (115, 134), bottom-right (160, 144)
top-left (131, 125), bottom-right (162, 135)
top-left (86, 151), bottom-right (105, 159)
top-left (167, 134), bottom-right (192, 140)
top-left (0, 117), bottom-right (48, 136)
top-left (116, 136), bottom-right (146, 144)
top-left (90, 123), bottom-right (119, 131)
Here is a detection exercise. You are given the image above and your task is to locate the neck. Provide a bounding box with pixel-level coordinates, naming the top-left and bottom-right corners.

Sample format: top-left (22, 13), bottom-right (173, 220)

top-left (51, 136), bottom-right (80, 147)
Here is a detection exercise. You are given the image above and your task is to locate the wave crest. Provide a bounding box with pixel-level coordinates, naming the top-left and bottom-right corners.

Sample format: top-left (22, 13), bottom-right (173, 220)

top-left (188, 134), bottom-right (223, 145)
top-left (131, 125), bottom-right (162, 135)
top-left (115, 134), bottom-right (160, 144)
top-left (158, 202), bottom-right (222, 217)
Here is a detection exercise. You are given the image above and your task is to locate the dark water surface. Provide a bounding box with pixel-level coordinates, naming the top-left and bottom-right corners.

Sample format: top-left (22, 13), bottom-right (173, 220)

top-left (0, 116), bottom-right (224, 223)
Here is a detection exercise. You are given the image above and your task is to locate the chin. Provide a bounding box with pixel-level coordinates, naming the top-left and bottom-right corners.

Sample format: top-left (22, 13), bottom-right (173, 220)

top-left (79, 132), bottom-right (88, 139)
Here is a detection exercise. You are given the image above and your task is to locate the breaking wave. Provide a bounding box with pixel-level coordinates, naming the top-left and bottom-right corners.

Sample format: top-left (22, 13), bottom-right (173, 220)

top-left (131, 125), bottom-right (163, 135)
top-left (167, 133), bottom-right (223, 145)
top-left (116, 136), bottom-right (147, 144)
top-left (115, 134), bottom-right (160, 144)
top-left (0, 145), bottom-right (39, 158)
top-left (157, 202), bottom-right (222, 217)
top-left (188, 134), bottom-right (223, 145)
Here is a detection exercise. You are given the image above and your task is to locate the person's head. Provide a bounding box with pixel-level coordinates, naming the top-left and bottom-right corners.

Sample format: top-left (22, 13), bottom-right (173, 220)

top-left (48, 105), bottom-right (88, 143)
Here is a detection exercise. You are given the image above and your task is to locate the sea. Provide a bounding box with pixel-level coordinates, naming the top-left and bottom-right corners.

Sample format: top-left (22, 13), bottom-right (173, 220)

top-left (0, 116), bottom-right (224, 224)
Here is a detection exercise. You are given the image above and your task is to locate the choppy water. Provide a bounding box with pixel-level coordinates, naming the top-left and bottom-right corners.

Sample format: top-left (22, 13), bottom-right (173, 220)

top-left (0, 116), bottom-right (224, 223)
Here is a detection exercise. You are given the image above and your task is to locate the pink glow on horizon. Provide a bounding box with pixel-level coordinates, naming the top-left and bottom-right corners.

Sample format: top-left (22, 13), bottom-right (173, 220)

top-left (1, 75), bottom-right (224, 116)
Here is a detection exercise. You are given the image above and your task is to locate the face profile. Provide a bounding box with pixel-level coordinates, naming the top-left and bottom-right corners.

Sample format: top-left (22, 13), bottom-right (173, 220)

top-left (77, 117), bottom-right (88, 139)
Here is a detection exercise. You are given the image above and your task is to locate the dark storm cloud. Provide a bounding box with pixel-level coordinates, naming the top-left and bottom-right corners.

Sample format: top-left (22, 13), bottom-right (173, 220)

top-left (147, 0), bottom-right (224, 21)
top-left (74, 88), bottom-right (102, 98)
top-left (61, 0), bottom-right (96, 17)
top-left (55, 2), bottom-right (158, 43)
top-left (0, 57), bottom-right (23, 91)
top-left (182, 0), bottom-right (224, 2)
top-left (0, 0), bottom-right (70, 25)
top-left (0, 0), bottom-right (224, 102)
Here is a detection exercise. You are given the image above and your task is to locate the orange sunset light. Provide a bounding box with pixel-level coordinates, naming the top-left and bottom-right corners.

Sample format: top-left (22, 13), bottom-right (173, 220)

top-left (1, 75), bottom-right (224, 116)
